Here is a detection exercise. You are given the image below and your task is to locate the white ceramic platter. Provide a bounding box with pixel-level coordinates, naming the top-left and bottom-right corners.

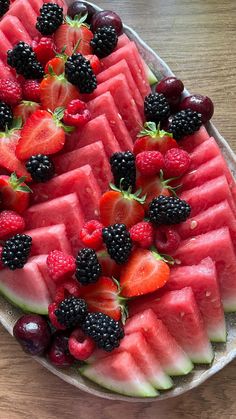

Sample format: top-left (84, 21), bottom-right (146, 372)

top-left (1, 0), bottom-right (236, 403)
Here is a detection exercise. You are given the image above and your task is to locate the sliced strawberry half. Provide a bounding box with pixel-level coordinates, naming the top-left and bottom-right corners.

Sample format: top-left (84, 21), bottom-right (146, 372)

top-left (134, 122), bottom-right (178, 156)
top-left (16, 109), bottom-right (69, 160)
top-left (54, 15), bottom-right (93, 56)
top-left (78, 276), bottom-right (127, 321)
top-left (45, 56), bottom-right (66, 75)
top-left (96, 249), bottom-right (121, 279)
top-left (14, 101), bottom-right (41, 125)
top-left (0, 173), bottom-right (31, 213)
top-left (40, 73), bottom-right (80, 112)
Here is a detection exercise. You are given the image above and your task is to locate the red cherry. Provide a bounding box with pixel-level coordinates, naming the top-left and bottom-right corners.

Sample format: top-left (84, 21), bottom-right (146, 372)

top-left (179, 94), bottom-right (214, 123)
top-left (47, 332), bottom-right (75, 367)
top-left (91, 10), bottom-right (123, 35)
top-left (156, 77), bottom-right (184, 108)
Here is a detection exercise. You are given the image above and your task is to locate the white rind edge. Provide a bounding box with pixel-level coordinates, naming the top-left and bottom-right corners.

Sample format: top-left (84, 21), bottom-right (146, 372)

top-left (1, 0), bottom-right (236, 403)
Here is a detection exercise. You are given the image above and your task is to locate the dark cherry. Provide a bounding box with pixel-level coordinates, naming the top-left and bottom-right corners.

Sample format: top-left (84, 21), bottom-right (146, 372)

top-left (179, 94), bottom-right (214, 123)
top-left (13, 314), bottom-right (51, 356)
top-left (67, 1), bottom-right (96, 23)
top-left (47, 332), bottom-right (75, 368)
top-left (156, 77), bottom-right (184, 108)
top-left (91, 10), bottom-right (123, 35)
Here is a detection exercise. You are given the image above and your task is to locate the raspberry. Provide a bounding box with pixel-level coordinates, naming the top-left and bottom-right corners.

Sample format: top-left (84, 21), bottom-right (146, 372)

top-left (0, 247), bottom-right (4, 270)
top-left (136, 151), bottom-right (164, 177)
top-left (54, 279), bottom-right (81, 304)
top-left (164, 148), bottom-right (191, 178)
top-left (129, 221), bottom-right (154, 249)
top-left (63, 99), bottom-right (91, 128)
top-left (46, 250), bottom-right (76, 283)
top-left (155, 226), bottom-right (180, 254)
top-left (68, 328), bottom-right (95, 361)
top-left (80, 220), bottom-right (103, 250)
top-left (33, 37), bottom-right (56, 66)
top-left (22, 80), bottom-right (41, 103)
top-left (0, 210), bottom-right (25, 240)
top-left (0, 79), bottom-right (22, 106)
top-left (48, 302), bottom-right (66, 330)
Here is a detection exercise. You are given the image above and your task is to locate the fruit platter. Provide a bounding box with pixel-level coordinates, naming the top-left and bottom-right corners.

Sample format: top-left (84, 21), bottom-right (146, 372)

top-left (0, 0), bottom-right (236, 402)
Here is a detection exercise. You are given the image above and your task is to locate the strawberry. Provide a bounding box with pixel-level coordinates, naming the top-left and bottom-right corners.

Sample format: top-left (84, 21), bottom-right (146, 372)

top-left (14, 101), bottom-right (41, 125)
top-left (0, 119), bottom-right (30, 180)
top-left (96, 250), bottom-right (121, 279)
top-left (84, 54), bottom-right (101, 75)
top-left (54, 15), bottom-right (93, 56)
top-left (0, 173), bottom-right (31, 213)
top-left (45, 56), bottom-right (65, 75)
top-left (78, 276), bottom-right (127, 321)
top-left (40, 73), bottom-right (80, 112)
top-left (100, 185), bottom-right (146, 228)
top-left (16, 109), bottom-right (71, 161)
top-left (134, 122), bottom-right (178, 156)
top-left (120, 248), bottom-right (170, 298)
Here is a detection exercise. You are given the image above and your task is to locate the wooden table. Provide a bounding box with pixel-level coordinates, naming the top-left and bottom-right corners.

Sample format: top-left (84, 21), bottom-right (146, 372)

top-left (1, 0), bottom-right (236, 417)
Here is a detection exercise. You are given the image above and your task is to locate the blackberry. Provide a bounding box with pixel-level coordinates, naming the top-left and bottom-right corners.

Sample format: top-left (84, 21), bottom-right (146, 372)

top-left (169, 109), bottom-right (202, 140)
top-left (90, 26), bottom-right (118, 58)
top-left (7, 42), bottom-right (44, 79)
top-left (110, 151), bottom-right (136, 191)
top-left (36, 2), bottom-right (63, 35)
top-left (0, 0), bottom-right (10, 18)
top-left (65, 53), bottom-right (97, 94)
top-left (0, 101), bottom-right (13, 131)
top-left (102, 224), bottom-right (132, 265)
top-left (82, 312), bottom-right (124, 352)
top-left (25, 154), bottom-right (55, 183)
top-left (75, 248), bottom-right (101, 285)
top-left (2, 234), bottom-right (32, 270)
top-left (148, 195), bottom-right (191, 225)
top-left (144, 93), bottom-right (170, 124)
top-left (55, 296), bottom-right (88, 328)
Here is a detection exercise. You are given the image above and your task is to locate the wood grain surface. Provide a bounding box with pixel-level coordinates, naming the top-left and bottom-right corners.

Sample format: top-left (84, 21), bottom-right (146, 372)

top-left (1, 0), bottom-right (236, 418)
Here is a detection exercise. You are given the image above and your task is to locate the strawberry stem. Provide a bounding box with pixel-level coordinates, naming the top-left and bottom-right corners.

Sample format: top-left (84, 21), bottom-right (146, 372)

top-left (9, 172), bottom-right (32, 193)
top-left (109, 181), bottom-right (146, 204)
top-left (150, 247), bottom-right (175, 265)
top-left (138, 121), bottom-right (173, 139)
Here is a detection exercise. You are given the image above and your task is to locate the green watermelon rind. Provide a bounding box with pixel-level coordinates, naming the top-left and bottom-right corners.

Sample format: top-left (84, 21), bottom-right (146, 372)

top-left (144, 61), bottom-right (158, 85)
top-left (208, 323), bottom-right (227, 343)
top-left (80, 365), bottom-right (159, 398)
top-left (164, 356), bottom-right (194, 377)
top-left (0, 283), bottom-right (49, 315)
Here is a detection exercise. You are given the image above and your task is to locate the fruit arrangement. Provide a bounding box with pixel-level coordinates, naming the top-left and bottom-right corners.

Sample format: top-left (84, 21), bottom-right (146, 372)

top-left (0, 0), bottom-right (235, 400)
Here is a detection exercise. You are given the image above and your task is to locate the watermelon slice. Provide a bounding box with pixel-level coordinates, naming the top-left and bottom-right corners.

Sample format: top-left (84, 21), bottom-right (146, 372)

top-left (30, 255), bottom-right (56, 299)
top-left (64, 115), bottom-right (121, 156)
top-left (6, 0), bottom-right (38, 38)
top-left (81, 351), bottom-right (158, 397)
top-left (0, 16), bottom-right (32, 45)
top-left (125, 309), bottom-right (193, 376)
top-left (149, 288), bottom-right (214, 364)
top-left (28, 0), bottom-right (67, 14)
top-left (101, 42), bottom-right (151, 98)
top-left (31, 166), bottom-right (101, 221)
top-left (53, 141), bottom-right (111, 193)
top-left (24, 193), bottom-right (85, 255)
top-left (174, 227), bottom-right (236, 312)
top-left (176, 200), bottom-right (236, 249)
top-left (179, 126), bottom-right (210, 152)
top-left (0, 262), bottom-right (51, 314)
top-left (0, 30), bottom-right (12, 63)
top-left (25, 224), bottom-right (72, 256)
top-left (85, 74), bottom-right (143, 140)
top-left (0, 59), bottom-right (15, 80)
top-left (88, 92), bottom-right (133, 150)
top-left (180, 175), bottom-right (236, 217)
top-left (97, 59), bottom-right (144, 117)
top-left (189, 137), bottom-right (222, 170)
top-left (164, 258), bottom-right (226, 342)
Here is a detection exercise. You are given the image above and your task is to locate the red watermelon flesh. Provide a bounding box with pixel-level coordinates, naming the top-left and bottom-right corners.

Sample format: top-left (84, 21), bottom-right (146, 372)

top-left (101, 42), bottom-right (151, 98)
top-left (148, 288), bottom-right (214, 364)
top-left (0, 262), bottom-right (51, 314)
top-left (97, 59), bottom-right (144, 117)
top-left (116, 34), bottom-right (130, 49)
top-left (88, 92), bottom-right (133, 150)
top-left (30, 255), bottom-right (56, 299)
top-left (176, 200), bottom-right (236, 249)
top-left (0, 31), bottom-right (12, 63)
top-left (0, 15), bottom-right (32, 45)
top-left (53, 141), bottom-right (111, 193)
top-left (189, 137), bottom-right (222, 170)
top-left (31, 166), bottom-right (101, 221)
top-left (180, 155), bottom-right (234, 192)
top-left (84, 74), bottom-right (143, 140)
top-left (25, 224), bottom-right (72, 256)
top-left (181, 175), bottom-right (236, 217)
top-left (80, 351), bottom-right (158, 397)
top-left (6, 0), bottom-right (38, 38)
top-left (164, 258), bottom-right (226, 342)
top-left (24, 193), bottom-right (85, 255)
top-left (179, 126), bottom-right (210, 152)
top-left (63, 115), bottom-right (121, 156)
top-left (174, 227), bottom-right (236, 312)
top-left (0, 59), bottom-right (15, 80)
top-left (125, 309), bottom-right (193, 376)
top-left (29, 0), bottom-right (67, 14)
